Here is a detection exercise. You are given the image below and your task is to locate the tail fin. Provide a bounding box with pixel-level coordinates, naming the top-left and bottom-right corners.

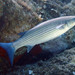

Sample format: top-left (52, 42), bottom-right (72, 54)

top-left (0, 43), bottom-right (15, 66)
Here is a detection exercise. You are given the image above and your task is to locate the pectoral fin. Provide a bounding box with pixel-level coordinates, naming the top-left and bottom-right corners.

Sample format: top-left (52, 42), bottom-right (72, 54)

top-left (56, 24), bottom-right (65, 29)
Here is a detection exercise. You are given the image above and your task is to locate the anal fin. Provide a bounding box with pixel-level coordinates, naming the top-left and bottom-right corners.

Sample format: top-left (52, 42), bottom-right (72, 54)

top-left (27, 45), bottom-right (42, 56)
top-left (27, 46), bottom-right (34, 53)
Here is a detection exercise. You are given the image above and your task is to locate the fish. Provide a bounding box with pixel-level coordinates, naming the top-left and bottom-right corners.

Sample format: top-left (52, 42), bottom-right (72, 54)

top-left (0, 16), bottom-right (75, 66)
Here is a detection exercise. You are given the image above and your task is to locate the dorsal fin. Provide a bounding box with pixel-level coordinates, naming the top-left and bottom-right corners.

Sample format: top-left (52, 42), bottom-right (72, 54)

top-left (18, 31), bottom-right (27, 37)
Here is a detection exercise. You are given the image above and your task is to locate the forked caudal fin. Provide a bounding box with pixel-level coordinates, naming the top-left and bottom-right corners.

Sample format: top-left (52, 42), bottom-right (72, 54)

top-left (0, 43), bottom-right (15, 66)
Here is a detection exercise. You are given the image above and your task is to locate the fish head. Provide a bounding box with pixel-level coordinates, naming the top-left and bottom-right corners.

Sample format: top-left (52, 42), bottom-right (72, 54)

top-left (66, 18), bottom-right (75, 29)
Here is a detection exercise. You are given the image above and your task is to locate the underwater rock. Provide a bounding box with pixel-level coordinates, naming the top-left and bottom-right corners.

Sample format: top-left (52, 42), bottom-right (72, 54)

top-left (0, 0), bottom-right (4, 31)
top-left (0, 0), bottom-right (43, 72)
top-left (0, 0), bottom-right (75, 72)
top-left (62, 0), bottom-right (75, 16)
top-left (0, 0), bottom-right (42, 42)
top-left (4, 47), bottom-right (75, 75)
top-left (0, 0), bottom-right (3, 18)
top-left (71, 0), bottom-right (75, 5)
top-left (60, 0), bottom-right (71, 4)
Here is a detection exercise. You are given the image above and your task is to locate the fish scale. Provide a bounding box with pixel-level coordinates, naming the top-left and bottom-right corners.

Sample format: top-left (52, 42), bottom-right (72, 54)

top-left (13, 19), bottom-right (66, 48)
top-left (13, 24), bottom-right (57, 48)
top-left (0, 16), bottom-right (75, 65)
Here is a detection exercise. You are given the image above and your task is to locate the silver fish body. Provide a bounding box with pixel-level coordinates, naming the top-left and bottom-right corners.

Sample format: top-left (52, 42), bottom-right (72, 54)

top-left (13, 16), bottom-right (75, 51)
